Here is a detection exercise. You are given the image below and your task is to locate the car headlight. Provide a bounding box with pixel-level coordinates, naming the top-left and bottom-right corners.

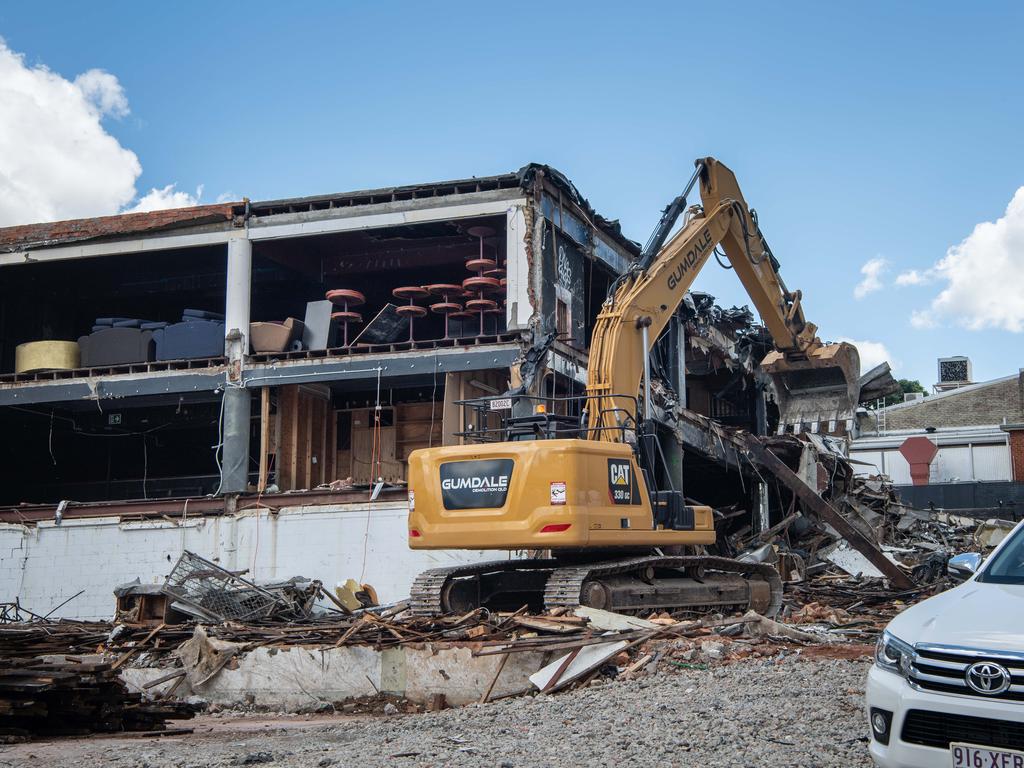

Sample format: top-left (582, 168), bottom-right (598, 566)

top-left (875, 630), bottom-right (914, 676)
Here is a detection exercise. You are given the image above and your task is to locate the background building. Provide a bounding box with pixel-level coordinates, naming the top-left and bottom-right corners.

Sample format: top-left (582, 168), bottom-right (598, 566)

top-left (852, 363), bottom-right (1024, 511)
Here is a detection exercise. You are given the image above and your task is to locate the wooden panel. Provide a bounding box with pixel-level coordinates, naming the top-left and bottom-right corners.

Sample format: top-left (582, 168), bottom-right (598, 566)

top-left (441, 372), bottom-right (463, 446)
top-left (277, 384), bottom-right (332, 491)
top-left (350, 415), bottom-right (374, 487)
top-left (335, 450), bottom-right (351, 480)
top-left (395, 400), bottom-right (443, 465)
top-left (379, 426), bottom-right (402, 482)
top-left (310, 397), bottom-right (325, 486)
top-left (325, 410), bottom-right (337, 482)
top-left (258, 387), bottom-right (271, 493)
top-left (297, 394), bottom-right (310, 489)
top-left (277, 385), bottom-right (300, 490)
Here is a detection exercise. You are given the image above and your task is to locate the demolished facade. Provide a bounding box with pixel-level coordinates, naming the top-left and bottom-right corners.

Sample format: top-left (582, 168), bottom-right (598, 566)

top-left (1, 164), bottom-right (875, 620)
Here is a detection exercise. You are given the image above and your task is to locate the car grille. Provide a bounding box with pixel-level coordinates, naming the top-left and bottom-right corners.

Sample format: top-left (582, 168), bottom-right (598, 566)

top-left (901, 710), bottom-right (1024, 751)
top-left (910, 645), bottom-right (1024, 703)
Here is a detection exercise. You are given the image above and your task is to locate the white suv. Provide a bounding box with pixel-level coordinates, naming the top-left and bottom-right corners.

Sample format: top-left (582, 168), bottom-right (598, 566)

top-left (866, 518), bottom-right (1024, 768)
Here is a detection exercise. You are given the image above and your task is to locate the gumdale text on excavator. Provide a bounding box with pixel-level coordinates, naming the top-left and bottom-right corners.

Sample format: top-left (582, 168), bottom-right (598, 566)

top-left (406, 157), bottom-right (863, 619)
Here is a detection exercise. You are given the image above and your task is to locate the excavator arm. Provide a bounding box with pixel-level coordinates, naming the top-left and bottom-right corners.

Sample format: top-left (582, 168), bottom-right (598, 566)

top-left (586, 157), bottom-right (860, 438)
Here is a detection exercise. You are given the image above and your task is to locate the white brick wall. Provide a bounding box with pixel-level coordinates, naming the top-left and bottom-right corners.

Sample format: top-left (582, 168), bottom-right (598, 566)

top-left (0, 503), bottom-right (510, 621)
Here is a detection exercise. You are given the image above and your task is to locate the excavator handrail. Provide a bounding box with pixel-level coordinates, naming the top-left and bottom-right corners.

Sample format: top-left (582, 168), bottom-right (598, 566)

top-left (453, 392), bottom-right (640, 444)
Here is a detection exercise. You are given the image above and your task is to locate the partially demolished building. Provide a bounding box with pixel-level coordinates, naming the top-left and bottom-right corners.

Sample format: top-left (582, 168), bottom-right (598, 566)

top-left (0, 165), bottom-right (790, 619)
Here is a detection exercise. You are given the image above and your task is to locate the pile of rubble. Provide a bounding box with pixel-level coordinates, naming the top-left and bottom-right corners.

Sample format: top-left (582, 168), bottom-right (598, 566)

top-left (0, 457), bottom-right (1016, 731)
top-left (710, 429), bottom-right (1018, 603)
top-left (0, 598), bottom-right (879, 723)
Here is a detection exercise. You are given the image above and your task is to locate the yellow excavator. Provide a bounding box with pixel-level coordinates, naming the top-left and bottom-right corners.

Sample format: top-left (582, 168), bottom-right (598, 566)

top-left (406, 157), bottom-right (861, 617)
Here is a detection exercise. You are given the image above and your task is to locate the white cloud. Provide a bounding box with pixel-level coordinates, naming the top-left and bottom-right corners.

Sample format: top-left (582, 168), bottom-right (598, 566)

top-left (73, 69), bottom-right (129, 118)
top-left (853, 257), bottom-right (887, 299)
top-left (895, 268), bottom-right (934, 286)
top-left (125, 184), bottom-right (204, 213)
top-left (909, 309), bottom-right (937, 329)
top-left (911, 188), bottom-right (1024, 332)
top-left (0, 39), bottom-right (141, 226)
top-left (837, 337), bottom-right (895, 374)
top-left (0, 40), bottom-right (218, 226)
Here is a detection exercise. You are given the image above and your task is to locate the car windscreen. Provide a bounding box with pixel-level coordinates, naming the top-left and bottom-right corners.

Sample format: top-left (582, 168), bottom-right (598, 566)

top-left (977, 525), bottom-right (1024, 585)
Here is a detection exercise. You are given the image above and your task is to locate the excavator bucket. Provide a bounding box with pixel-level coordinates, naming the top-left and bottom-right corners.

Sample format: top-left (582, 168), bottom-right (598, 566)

top-left (761, 341), bottom-right (861, 434)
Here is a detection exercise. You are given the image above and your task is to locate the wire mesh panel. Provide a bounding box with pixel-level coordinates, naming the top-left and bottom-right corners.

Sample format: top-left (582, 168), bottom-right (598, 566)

top-left (163, 551), bottom-right (284, 622)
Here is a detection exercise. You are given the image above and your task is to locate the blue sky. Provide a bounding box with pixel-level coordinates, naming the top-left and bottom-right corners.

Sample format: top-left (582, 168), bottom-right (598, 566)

top-left (2, 2), bottom-right (1022, 388)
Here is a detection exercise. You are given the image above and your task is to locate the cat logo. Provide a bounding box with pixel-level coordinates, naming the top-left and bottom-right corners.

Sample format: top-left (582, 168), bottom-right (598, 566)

top-left (610, 462), bottom-right (630, 486)
top-left (607, 459), bottom-right (637, 505)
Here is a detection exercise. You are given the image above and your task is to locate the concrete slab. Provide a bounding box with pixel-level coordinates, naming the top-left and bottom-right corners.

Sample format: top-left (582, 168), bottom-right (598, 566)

top-left (123, 642), bottom-right (547, 709)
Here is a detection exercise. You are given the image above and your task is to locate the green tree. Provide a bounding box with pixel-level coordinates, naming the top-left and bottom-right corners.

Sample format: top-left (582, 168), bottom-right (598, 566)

top-left (874, 379), bottom-right (927, 408)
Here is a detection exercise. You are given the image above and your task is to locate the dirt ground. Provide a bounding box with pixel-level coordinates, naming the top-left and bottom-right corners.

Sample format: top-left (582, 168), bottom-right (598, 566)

top-left (0, 654), bottom-right (875, 768)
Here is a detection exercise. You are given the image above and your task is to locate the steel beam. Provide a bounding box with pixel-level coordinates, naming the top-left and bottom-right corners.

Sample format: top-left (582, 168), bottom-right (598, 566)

top-left (240, 344), bottom-right (520, 389)
top-left (0, 345), bottom-right (520, 407)
top-left (742, 435), bottom-right (916, 590)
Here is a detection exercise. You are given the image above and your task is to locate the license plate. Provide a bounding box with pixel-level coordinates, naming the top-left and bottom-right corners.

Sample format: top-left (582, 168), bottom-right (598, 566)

top-left (951, 742), bottom-right (1024, 768)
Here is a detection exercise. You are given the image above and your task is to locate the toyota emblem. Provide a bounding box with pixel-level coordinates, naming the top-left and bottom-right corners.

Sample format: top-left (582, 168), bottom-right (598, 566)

top-left (965, 661), bottom-right (1012, 695)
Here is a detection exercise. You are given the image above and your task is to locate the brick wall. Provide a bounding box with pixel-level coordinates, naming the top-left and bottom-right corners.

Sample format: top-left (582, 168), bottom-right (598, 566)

top-left (1010, 429), bottom-right (1024, 482)
top-left (882, 374), bottom-right (1024, 431)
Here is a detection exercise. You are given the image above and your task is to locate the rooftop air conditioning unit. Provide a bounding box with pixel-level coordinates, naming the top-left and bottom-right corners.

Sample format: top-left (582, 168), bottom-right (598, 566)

top-left (903, 392), bottom-right (925, 403)
top-left (937, 356), bottom-right (972, 387)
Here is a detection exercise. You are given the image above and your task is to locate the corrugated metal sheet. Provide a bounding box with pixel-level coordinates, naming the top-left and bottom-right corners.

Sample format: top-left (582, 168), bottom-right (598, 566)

top-left (851, 442), bottom-right (1012, 483)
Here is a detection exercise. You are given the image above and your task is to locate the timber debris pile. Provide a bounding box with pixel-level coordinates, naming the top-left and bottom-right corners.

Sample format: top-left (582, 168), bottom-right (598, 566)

top-left (0, 659), bottom-right (197, 743)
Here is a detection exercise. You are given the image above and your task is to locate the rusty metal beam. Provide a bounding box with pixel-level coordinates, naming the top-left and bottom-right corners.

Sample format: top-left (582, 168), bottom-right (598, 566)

top-left (0, 488), bottom-right (408, 525)
top-left (741, 435), bottom-right (915, 590)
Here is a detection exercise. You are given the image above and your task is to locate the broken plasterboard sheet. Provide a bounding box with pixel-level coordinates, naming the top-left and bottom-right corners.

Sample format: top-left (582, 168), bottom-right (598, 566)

top-left (820, 540), bottom-right (904, 579)
top-left (573, 606), bottom-right (658, 632)
top-left (974, 519), bottom-right (1016, 550)
top-left (529, 640), bottom-right (628, 693)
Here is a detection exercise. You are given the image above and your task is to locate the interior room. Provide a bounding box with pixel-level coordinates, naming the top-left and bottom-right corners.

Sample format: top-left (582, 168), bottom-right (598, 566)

top-left (249, 215), bottom-right (512, 354)
top-left (0, 245), bottom-right (228, 376)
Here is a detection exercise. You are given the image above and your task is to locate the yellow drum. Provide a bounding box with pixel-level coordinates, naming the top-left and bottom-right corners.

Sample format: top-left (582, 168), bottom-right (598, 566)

top-left (14, 341), bottom-right (81, 374)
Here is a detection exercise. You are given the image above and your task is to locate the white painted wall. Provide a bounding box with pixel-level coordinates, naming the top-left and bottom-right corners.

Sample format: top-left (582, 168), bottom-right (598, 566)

top-left (0, 501), bottom-right (513, 621)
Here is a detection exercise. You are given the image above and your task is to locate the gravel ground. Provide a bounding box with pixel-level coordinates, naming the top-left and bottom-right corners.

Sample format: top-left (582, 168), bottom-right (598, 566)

top-left (0, 656), bottom-right (873, 768)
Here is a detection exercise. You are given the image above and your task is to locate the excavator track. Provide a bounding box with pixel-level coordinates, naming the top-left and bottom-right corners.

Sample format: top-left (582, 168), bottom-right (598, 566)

top-left (410, 556), bottom-right (782, 618)
top-left (409, 559), bottom-right (560, 616)
top-left (543, 555), bottom-right (783, 617)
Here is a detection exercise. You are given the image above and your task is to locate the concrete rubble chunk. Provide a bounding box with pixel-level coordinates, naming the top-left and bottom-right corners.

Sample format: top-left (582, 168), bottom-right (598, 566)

top-left (973, 518), bottom-right (1016, 549)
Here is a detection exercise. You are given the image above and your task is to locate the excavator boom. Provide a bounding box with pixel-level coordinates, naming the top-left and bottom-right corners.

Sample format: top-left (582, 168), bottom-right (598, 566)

top-left (587, 157), bottom-right (861, 436)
